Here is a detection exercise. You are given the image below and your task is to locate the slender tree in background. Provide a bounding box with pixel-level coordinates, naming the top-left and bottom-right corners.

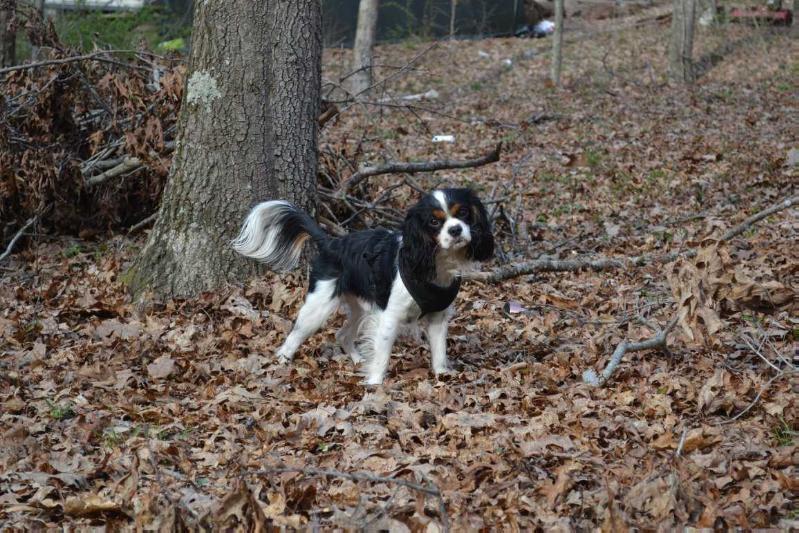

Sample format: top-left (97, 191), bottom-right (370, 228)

top-left (449, 0), bottom-right (458, 37)
top-left (550, 0), bottom-right (564, 86)
top-left (348, 0), bottom-right (379, 95)
top-left (669, 0), bottom-right (696, 83)
top-left (130, 0), bottom-right (321, 301)
top-left (0, 0), bottom-right (15, 67)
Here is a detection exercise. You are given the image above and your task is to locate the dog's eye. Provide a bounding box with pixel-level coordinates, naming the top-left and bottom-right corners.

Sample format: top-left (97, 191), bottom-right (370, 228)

top-left (429, 218), bottom-right (442, 227)
top-left (457, 206), bottom-right (469, 219)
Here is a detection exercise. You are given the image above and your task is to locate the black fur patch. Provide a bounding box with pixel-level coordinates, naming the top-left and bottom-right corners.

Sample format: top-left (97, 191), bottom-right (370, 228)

top-left (302, 188), bottom-right (493, 313)
top-left (309, 229), bottom-right (400, 308)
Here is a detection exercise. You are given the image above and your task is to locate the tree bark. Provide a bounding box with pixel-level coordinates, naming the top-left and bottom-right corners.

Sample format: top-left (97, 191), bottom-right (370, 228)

top-left (669, 0), bottom-right (696, 83)
top-left (550, 0), bottom-right (564, 86)
top-left (0, 0), bottom-right (15, 68)
top-left (129, 0), bottom-right (321, 301)
top-left (348, 0), bottom-right (379, 96)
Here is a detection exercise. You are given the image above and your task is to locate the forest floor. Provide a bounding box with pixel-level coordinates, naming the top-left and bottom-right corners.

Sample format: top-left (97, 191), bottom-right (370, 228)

top-left (1, 11), bottom-right (798, 531)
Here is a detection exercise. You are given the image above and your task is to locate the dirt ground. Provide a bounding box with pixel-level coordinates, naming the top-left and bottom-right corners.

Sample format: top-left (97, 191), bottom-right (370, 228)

top-left (1, 12), bottom-right (797, 530)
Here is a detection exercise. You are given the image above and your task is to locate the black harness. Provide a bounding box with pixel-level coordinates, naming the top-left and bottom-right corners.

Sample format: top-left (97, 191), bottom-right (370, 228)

top-left (397, 237), bottom-right (461, 317)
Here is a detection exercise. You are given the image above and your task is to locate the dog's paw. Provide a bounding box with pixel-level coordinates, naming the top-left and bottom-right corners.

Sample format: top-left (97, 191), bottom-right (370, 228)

top-left (349, 350), bottom-right (364, 364)
top-left (275, 350), bottom-right (293, 365)
top-left (433, 365), bottom-right (454, 378)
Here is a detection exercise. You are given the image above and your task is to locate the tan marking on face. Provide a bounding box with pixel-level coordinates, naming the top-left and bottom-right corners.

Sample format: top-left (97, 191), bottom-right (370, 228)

top-left (432, 209), bottom-right (446, 220)
top-left (449, 203), bottom-right (462, 217)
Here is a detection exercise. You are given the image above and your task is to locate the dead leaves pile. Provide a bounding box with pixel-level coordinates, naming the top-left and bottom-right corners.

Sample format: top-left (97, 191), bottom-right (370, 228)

top-left (669, 239), bottom-right (797, 347)
top-left (2, 16), bottom-right (799, 531)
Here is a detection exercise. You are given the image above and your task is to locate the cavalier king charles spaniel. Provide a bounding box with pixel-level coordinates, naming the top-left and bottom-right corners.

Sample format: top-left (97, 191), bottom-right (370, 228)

top-left (232, 188), bottom-right (494, 385)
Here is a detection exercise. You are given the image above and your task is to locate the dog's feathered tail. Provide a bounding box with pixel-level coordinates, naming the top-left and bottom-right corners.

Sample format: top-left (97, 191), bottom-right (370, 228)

top-left (231, 201), bottom-right (329, 271)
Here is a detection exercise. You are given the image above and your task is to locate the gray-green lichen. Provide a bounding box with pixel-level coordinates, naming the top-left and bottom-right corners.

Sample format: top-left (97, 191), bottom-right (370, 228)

top-left (186, 70), bottom-right (222, 112)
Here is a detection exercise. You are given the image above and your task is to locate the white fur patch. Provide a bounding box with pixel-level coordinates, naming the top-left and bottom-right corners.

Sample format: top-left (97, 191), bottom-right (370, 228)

top-left (231, 201), bottom-right (302, 271)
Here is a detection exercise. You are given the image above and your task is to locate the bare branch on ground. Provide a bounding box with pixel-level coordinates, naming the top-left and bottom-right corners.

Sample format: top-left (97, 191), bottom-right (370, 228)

top-left (0, 216), bottom-right (38, 263)
top-left (582, 314), bottom-right (679, 386)
top-left (472, 195), bottom-right (798, 283)
top-left (338, 143), bottom-right (502, 195)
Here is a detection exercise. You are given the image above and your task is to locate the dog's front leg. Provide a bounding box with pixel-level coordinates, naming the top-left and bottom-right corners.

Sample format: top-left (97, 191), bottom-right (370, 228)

top-left (364, 311), bottom-right (401, 385)
top-left (426, 310), bottom-right (451, 376)
top-left (366, 312), bottom-right (399, 385)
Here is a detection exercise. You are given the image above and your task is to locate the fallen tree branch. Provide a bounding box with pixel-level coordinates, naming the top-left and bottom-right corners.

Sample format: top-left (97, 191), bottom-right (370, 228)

top-left (470, 195), bottom-right (798, 283)
top-left (84, 141), bottom-right (177, 187)
top-left (249, 466), bottom-right (449, 532)
top-left (466, 255), bottom-right (625, 282)
top-left (719, 196), bottom-right (799, 242)
top-left (0, 49), bottom-right (152, 76)
top-left (0, 216), bottom-right (38, 262)
top-left (85, 157), bottom-right (142, 186)
top-left (338, 143), bottom-right (502, 195)
top-left (582, 315), bottom-right (679, 386)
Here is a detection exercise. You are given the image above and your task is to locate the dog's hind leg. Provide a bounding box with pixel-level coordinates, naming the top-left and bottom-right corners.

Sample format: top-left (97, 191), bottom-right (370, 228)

top-left (336, 297), bottom-right (365, 364)
top-left (276, 279), bottom-right (338, 364)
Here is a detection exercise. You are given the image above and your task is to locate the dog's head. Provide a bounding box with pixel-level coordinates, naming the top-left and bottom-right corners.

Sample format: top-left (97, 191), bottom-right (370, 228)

top-left (402, 188), bottom-right (494, 267)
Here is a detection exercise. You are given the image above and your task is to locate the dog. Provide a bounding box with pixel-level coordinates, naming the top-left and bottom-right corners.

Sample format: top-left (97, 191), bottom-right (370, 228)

top-left (232, 188), bottom-right (494, 384)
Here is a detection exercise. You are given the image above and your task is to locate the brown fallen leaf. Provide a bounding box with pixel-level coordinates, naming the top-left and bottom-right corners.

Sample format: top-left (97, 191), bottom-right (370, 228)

top-left (541, 462), bottom-right (581, 507)
top-left (147, 355), bottom-right (175, 379)
top-left (64, 494), bottom-right (124, 517)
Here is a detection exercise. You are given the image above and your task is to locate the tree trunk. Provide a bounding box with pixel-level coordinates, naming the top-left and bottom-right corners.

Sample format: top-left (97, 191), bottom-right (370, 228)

top-left (129, 0), bottom-right (321, 302)
top-left (669, 0), bottom-right (696, 83)
top-left (348, 0), bottom-right (379, 96)
top-left (449, 0), bottom-right (457, 38)
top-left (550, 0), bottom-right (564, 86)
top-left (0, 0), bottom-right (15, 68)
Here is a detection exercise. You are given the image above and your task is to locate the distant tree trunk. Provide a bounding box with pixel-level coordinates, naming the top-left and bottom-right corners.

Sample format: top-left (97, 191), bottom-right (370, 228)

top-left (550, 0), bottom-right (564, 86)
top-left (0, 0), bottom-right (15, 68)
top-left (669, 0), bottom-right (696, 83)
top-left (449, 0), bottom-right (457, 37)
top-left (130, 0), bottom-right (321, 301)
top-left (348, 0), bottom-right (379, 96)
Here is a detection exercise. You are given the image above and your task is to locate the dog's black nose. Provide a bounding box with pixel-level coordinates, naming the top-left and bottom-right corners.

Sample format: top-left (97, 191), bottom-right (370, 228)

top-left (448, 225), bottom-right (462, 237)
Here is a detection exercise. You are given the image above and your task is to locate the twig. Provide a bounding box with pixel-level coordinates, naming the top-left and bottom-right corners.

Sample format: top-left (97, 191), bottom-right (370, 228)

top-left (741, 335), bottom-right (783, 374)
top-left (471, 195), bottom-right (798, 282)
top-left (339, 143), bottom-right (502, 195)
top-left (583, 315), bottom-right (679, 386)
top-left (249, 466), bottom-right (449, 532)
top-left (0, 216), bottom-right (38, 262)
top-left (128, 213), bottom-right (158, 234)
top-left (717, 371), bottom-right (794, 425)
top-left (675, 428), bottom-right (688, 457)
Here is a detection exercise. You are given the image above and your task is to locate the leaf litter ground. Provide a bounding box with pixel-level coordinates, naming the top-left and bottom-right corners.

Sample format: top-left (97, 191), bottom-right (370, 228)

top-left (1, 16), bottom-right (798, 530)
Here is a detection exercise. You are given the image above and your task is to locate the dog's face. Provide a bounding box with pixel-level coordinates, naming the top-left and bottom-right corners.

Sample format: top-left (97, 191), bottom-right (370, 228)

top-left (403, 188), bottom-right (494, 264)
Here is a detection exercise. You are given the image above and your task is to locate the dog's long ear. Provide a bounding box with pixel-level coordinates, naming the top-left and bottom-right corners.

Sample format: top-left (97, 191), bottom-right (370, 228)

top-left (467, 191), bottom-right (494, 262)
top-left (401, 206), bottom-right (437, 278)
